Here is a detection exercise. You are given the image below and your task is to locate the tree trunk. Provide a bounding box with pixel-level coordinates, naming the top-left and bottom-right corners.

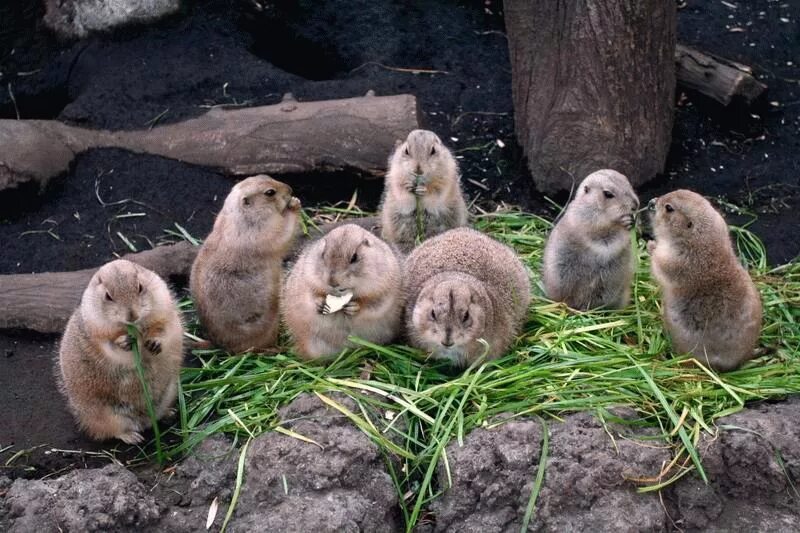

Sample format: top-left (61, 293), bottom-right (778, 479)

top-left (505, 1), bottom-right (676, 193)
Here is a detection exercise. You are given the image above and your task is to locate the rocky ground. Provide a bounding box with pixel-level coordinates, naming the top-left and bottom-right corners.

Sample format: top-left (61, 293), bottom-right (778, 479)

top-left (2, 394), bottom-right (798, 531)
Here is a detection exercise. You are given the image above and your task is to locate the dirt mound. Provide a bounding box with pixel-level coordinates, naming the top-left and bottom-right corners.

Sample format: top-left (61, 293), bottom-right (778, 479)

top-left (3, 396), bottom-right (798, 531)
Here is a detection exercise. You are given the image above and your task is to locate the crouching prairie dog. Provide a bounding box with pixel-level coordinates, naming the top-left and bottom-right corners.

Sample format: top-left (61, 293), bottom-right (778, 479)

top-left (404, 227), bottom-right (531, 366)
top-left (648, 189), bottom-right (762, 371)
top-left (542, 169), bottom-right (640, 310)
top-left (58, 259), bottom-right (184, 444)
top-left (283, 224), bottom-right (403, 359)
top-left (380, 129), bottom-right (468, 253)
top-left (190, 175), bottom-right (301, 353)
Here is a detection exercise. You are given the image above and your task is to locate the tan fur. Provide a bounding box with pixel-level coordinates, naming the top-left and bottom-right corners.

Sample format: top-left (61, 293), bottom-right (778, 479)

top-left (282, 224), bottom-right (403, 359)
top-left (190, 175), bottom-right (300, 353)
top-left (404, 227), bottom-right (531, 366)
top-left (542, 169), bottom-right (640, 310)
top-left (648, 189), bottom-right (762, 371)
top-left (380, 129), bottom-right (468, 253)
top-left (58, 259), bottom-right (184, 444)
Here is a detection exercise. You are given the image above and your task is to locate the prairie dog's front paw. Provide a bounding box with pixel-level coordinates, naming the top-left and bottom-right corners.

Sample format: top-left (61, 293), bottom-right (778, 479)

top-left (620, 214), bottom-right (635, 230)
top-left (145, 339), bottom-right (162, 355)
top-left (342, 300), bottom-right (361, 316)
top-left (414, 183), bottom-right (428, 196)
top-left (119, 431), bottom-right (144, 445)
top-left (317, 298), bottom-right (329, 315)
top-left (114, 334), bottom-right (135, 351)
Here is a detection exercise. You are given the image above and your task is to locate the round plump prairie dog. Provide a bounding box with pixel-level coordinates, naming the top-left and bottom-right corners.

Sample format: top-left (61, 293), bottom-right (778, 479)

top-left (542, 169), bottom-right (640, 310)
top-left (648, 189), bottom-right (762, 371)
top-left (404, 227), bottom-right (531, 366)
top-left (58, 259), bottom-right (184, 444)
top-left (380, 129), bottom-right (468, 253)
top-left (283, 224), bottom-right (403, 359)
top-left (191, 175), bottom-right (301, 353)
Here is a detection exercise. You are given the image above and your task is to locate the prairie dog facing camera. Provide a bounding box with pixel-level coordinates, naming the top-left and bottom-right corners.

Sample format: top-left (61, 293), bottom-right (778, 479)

top-left (282, 224), bottom-right (403, 359)
top-left (648, 189), bottom-right (762, 372)
top-left (542, 169), bottom-right (640, 310)
top-left (58, 259), bottom-right (184, 444)
top-left (190, 175), bottom-right (301, 353)
top-left (380, 129), bottom-right (468, 253)
top-left (404, 227), bottom-right (531, 366)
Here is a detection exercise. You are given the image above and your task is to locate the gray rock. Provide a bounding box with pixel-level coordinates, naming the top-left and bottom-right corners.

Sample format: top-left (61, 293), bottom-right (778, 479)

top-left (432, 411), bottom-right (670, 532)
top-left (229, 393), bottom-right (400, 532)
top-left (44, 0), bottom-right (181, 39)
top-left (3, 463), bottom-right (159, 532)
top-left (672, 398), bottom-right (800, 531)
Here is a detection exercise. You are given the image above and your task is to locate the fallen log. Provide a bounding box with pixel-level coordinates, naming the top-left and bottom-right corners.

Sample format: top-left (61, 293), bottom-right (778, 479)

top-left (675, 44), bottom-right (767, 106)
top-left (0, 241), bottom-right (197, 334)
top-left (0, 93), bottom-right (419, 192)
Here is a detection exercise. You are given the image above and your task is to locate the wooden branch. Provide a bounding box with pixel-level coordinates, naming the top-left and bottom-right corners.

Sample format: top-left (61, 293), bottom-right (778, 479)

top-left (675, 44), bottom-right (767, 106)
top-left (0, 242), bottom-right (197, 334)
top-left (0, 93), bottom-right (419, 192)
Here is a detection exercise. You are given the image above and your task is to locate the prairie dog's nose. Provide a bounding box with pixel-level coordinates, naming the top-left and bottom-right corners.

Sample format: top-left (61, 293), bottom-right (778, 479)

top-left (441, 340), bottom-right (454, 347)
top-left (414, 165), bottom-right (422, 175)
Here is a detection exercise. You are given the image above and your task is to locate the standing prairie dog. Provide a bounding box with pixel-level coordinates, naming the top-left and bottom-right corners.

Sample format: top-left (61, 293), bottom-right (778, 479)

top-left (648, 189), bottom-right (762, 371)
top-left (191, 175), bottom-right (301, 353)
top-left (404, 228), bottom-right (531, 366)
top-left (58, 259), bottom-right (184, 444)
top-left (283, 224), bottom-right (403, 359)
top-left (542, 169), bottom-right (640, 310)
top-left (380, 129), bottom-right (468, 253)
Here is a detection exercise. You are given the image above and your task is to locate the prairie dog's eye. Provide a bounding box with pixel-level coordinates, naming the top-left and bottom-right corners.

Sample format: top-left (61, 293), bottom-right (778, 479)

top-left (665, 204), bottom-right (674, 213)
top-left (137, 282), bottom-right (143, 294)
top-left (404, 147), bottom-right (410, 156)
top-left (584, 185), bottom-right (590, 194)
top-left (603, 190), bottom-right (615, 199)
top-left (430, 145), bottom-right (436, 156)
top-left (430, 309), bottom-right (437, 321)
top-left (105, 292), bottom-right (114, 302)
top-left (350, 253), bottom-right (358, 264)
top-left (264, 189), bottom-right (276, 197)
top-left (462, 310), bottom-right (470, 323)
top-left (687, 221), bottom-right (693, 229)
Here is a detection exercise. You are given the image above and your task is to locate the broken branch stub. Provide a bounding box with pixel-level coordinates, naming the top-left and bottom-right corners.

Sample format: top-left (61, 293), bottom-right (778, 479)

top-left (675, 44), bottom-right (767, 106)
top-left (0, 93), bottom-right (420, 192)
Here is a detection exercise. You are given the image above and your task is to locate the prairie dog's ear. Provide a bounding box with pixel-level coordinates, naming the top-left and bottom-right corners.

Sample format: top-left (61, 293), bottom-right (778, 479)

top-left (394, 139), bottom-right (403, 149)
top-left (361, 238), bottom-right (371, 248)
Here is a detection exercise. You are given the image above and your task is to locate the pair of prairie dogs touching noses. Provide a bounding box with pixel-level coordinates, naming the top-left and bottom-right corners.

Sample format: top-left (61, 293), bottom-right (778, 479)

top-left (542, 169), bottom-right (762, 372)
top-left (57, 130), bottom-right (762, 444)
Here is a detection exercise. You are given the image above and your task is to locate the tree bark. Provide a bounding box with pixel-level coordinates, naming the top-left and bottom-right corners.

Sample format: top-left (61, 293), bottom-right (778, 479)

top-left (0, 93), bottom-right (420, 192)
top-left (0, 242), bottom-right (197, 334)
top-left (505, 0), bottom-right (676, 193)
top-left (675, 44), bottom-right (766, 106)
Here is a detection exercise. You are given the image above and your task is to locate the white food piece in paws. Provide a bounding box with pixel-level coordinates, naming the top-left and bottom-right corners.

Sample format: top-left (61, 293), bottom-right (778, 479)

top-left (323, 291), bottom-right (354, 315)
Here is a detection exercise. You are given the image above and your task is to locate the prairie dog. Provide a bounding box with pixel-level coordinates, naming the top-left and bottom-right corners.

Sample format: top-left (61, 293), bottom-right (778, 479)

top-left (648, 189), bottom-right (762, 371)
top-left (404, 227), bottom-right (531, 366)
top-left (380, 129), bottom-right (468, 253)
top-left (58, 259), bottom-right (184, 444)
top-left (283, 224), bottom-right (403, 359)
top-left (542, 169), bottom-right (640, 310)
top-left (191, 175), bottom-right (301, 353)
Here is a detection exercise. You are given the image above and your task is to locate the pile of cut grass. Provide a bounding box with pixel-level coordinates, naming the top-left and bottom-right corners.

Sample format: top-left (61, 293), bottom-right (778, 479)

top-left (165, 208), bottom-right (799, 531)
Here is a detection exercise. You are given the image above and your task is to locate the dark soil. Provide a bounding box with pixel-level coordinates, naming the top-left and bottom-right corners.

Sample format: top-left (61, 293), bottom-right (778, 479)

top-left (0, 0), bottom-right (798, 484)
